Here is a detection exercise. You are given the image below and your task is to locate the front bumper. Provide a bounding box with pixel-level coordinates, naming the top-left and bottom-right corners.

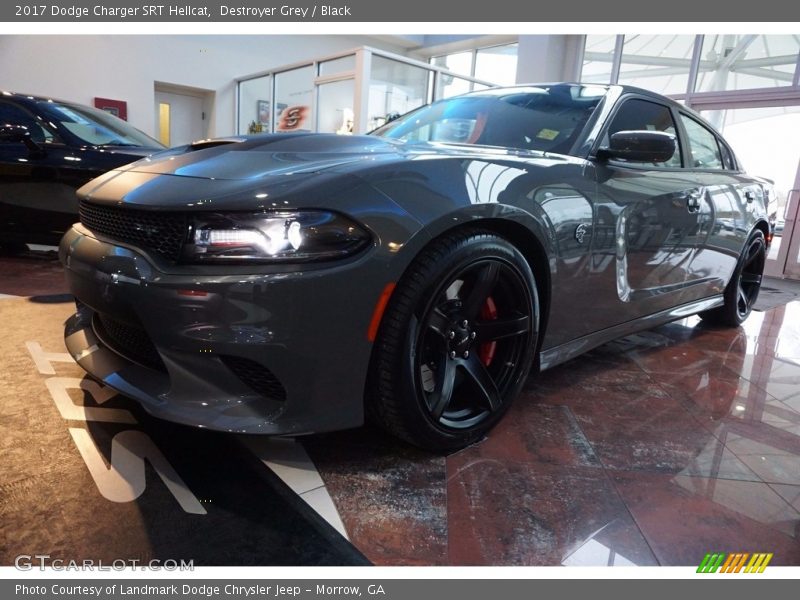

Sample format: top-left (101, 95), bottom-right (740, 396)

top-left (59, 224), bottom-right (384, 435)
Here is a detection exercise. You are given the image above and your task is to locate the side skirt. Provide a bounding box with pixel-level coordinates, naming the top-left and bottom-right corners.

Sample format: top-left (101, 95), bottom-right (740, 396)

top-left (538, 295), bottom-right (724, 371)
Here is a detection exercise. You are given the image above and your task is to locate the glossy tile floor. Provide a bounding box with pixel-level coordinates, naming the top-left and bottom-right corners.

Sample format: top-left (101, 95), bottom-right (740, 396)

top-left (307, 294), bottom-right (800, 565)
top-left (2, 249), bottom-right (799, 566)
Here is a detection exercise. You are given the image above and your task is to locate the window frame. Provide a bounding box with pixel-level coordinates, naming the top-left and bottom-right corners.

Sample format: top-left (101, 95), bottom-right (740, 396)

top-left (430, 42), bottom-right (519, 86)
top-left (580, 34), bottom-right (800, 100)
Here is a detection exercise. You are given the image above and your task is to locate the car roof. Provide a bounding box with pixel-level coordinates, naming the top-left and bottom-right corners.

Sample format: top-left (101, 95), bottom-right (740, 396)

top-left (464, 82), bottom-right (678, 104)
top-left (461, 82), bottom-right (718, 135)
top-left (0, 90), bottom-right (80, 107)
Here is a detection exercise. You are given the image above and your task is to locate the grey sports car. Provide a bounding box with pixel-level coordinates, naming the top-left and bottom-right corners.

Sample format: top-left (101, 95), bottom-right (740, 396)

top-left (60, 84), bottom-right (772, 451)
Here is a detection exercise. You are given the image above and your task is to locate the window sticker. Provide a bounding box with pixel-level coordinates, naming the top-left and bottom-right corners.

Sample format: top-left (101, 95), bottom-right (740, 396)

top-left (536, 128), bottom-right (559, 141)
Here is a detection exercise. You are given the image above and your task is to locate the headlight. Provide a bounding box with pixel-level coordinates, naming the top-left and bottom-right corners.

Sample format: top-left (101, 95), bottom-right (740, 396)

top-left (182, 211), bottom-right (371, 263)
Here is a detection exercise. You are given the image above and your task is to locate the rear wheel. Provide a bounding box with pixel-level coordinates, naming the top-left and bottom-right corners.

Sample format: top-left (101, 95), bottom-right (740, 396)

top-left (369, 230), bottom-right (539, 452)
top-left (700, 229), bottom-right (766, 327)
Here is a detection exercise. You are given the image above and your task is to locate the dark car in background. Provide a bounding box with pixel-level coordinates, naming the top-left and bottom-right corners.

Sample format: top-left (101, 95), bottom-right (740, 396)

top-left (59, 84), bottom-right (772, 451)
top-left (0, 92), bottom-right (164, 250)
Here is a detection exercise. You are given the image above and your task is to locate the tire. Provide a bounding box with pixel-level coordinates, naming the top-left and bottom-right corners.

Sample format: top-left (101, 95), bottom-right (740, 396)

top-left (368, 229), bottom-right (539, 452)
top-left (699, 229), bottom-right (766, 327)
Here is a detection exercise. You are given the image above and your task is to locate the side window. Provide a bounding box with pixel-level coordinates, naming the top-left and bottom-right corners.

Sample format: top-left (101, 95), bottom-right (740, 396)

top-left (0, 102), bottom-right (60, 144)
top-left (718, 140), bottom-right (736, 170)
top-left (0, 102), bottom-right (32, 125)
top-left (605, 98), bottom-right (681, 167)
top-left (679, 114), bottom-right (723, 170)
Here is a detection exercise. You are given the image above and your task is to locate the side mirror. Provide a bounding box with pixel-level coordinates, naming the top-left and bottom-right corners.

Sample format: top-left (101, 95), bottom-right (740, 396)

top-left (0, 124), bottom-right (44, 156)
top-left (598, 130), bottom-right (676, 163)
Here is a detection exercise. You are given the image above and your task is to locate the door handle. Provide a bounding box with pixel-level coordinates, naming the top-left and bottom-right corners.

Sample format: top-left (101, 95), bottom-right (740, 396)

top-left (745, 190), bottom-right (755, 203)
top-left (684, 188), bottom-right (703, 213)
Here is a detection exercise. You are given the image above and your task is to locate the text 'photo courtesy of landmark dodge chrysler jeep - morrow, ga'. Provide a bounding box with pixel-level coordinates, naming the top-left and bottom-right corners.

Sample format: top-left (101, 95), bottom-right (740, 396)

top-left (59, 84), bottom-right (773, 451)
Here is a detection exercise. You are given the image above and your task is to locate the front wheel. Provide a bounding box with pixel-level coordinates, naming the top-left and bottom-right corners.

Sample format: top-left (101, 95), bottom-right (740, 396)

top-left (368, 230), bottom-right (539, 452)
top-left (700, 229), bottom-right (766, 327)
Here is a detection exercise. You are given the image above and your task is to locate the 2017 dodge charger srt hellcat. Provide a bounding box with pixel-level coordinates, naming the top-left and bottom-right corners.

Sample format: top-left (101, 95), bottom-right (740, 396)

top-left (59, 84), bottom-right (771, 450)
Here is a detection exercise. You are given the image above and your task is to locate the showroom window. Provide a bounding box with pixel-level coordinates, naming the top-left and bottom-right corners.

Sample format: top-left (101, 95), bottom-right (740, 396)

top-left (368, 56), bottom-right (430, 130)
top-left (617, 34), bottom-right (696, 96)
top-left (237, 74), bottom-right (272, 134)
top-left (430, 51), bottom-right (472, 77)
top-left (580, 34), bottom-right (800, 98)
top-left (236, 47), bottom-right (496, 136)
top-left (317, 79), bottom-right (356, 134)
top-left (582, 35), bottom-right (618, 85)
top-left (430, 43), bottom-right (518, 87)
top-left (273, 66), bottom-right (315, 133)
top-left (695, 35), bottom-right (800, 93)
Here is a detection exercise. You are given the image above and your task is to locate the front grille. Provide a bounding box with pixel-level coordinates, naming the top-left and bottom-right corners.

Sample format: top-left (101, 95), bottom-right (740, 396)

top-left (79, 201), bottom-right (188, 261)
top-left (93, 313), bottom-right (166, 371)
top-left (220, 355), bottom-right (287, 401)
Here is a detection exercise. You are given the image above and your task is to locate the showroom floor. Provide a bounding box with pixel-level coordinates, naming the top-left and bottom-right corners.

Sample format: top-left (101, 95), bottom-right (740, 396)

top-left (1, 249), bottom-right (799, 566)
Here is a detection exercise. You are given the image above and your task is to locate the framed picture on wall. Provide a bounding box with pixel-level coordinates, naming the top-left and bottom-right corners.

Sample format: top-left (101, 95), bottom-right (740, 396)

top-left (94, 97), bottom-right (128, 121)
top-left (257, 100), bottom-right (270, 126)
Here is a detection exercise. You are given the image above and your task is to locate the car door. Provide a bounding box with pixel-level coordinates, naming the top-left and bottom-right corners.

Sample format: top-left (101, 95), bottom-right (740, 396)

top-left (675, 111), bottom-right (753, 301)
top-left (0, 100), bottom-right (97, 244)
top-left (591, 95), bottom-right (704, 323)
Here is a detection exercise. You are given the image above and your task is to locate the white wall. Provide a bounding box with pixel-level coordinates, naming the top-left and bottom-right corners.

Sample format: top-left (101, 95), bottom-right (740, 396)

top-left (0, 35), bottom-right (406, 139)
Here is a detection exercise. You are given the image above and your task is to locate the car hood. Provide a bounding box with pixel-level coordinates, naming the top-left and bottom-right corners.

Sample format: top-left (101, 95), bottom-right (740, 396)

top-left (115, 133), bottom-right (400, 180)
top-left (77, 133), bottom-right (572, 211)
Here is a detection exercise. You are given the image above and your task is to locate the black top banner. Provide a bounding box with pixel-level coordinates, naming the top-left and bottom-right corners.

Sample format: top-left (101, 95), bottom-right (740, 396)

top-left (2, 0), bottom-right (799, 22)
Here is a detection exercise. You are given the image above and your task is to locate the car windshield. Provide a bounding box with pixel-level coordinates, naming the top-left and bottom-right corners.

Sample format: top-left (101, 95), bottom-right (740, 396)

top-left (38, 101), bottom-right (164, 148)
top-left (371, 84), bottom-right (607, 155)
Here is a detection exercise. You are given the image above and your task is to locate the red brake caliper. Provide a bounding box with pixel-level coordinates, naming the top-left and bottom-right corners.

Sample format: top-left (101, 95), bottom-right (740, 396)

top-left (479, 297), bottom-right (497, 367)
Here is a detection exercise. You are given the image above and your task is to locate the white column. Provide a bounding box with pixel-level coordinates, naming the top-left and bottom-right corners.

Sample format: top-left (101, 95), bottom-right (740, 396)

top-left (515, 35), bottom-right (584, 84)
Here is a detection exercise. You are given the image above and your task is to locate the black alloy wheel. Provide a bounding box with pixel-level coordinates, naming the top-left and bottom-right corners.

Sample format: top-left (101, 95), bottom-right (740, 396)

top-left (700, 229), bottom-right (766, 326)
top-left (369, 230), bottom-right (539, 452)
top-left (735, 234), bottom-right (766, 320)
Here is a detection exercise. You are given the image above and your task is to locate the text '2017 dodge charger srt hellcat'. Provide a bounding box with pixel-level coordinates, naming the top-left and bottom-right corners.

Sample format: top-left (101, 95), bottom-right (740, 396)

top-left (60, 84), bottom-right (772, 451)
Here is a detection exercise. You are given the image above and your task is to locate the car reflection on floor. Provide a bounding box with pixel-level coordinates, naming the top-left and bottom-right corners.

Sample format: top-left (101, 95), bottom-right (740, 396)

top-left (304, 304), bottom-right (800, 565)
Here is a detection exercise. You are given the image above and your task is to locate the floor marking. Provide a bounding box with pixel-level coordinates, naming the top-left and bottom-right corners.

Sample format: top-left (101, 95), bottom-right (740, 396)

top-left (241, 436), bottom-right (349, 539)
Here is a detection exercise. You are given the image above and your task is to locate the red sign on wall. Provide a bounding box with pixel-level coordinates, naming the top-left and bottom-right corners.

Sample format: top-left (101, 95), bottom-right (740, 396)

top-left (277, 105), bottom-right (309, 131)
top-left (93, 97), bottom-right (128, 121)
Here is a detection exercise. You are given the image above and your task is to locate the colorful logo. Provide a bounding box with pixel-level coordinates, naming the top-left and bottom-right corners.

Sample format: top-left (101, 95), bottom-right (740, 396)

top-left (697, 552), bottom-right (773, 573)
